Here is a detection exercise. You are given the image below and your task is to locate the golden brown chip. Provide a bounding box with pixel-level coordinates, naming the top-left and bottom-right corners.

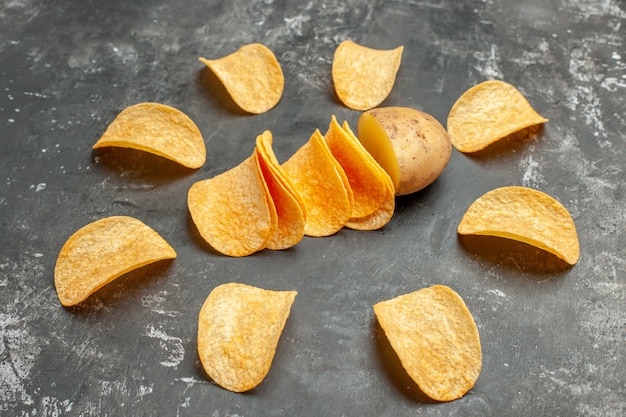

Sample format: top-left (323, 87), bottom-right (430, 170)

top-left (458, 186), bottom-right (580, 265)
top-left (188, 153), bottom-right (275, 257)
top-left (325, 116), bottom-right (389, 219)
top-left (374, 285), bottom-right (482, 402)
top-left (199, 43), bottom-right (284, 114)
top-left (282, 130), bottom-right (353, 237)
top-left (197, 283), bottom-right (297, 393)
top-left (447, 80), bottom-right (549, 153)
top-left (256, 131), bottom-right (307, 220)
top-left (255, 131), bottom-right (306, 250)
top-left (54, 216), bottom-right (177, 306)
top-left (93, 102), bottom-right (206, 169)
top-left (338, 120), bottom-right (395, 230)
top-left (332, 40), bottom-right (403, 111)
top-left (344, 180), bottom-right (395, 230)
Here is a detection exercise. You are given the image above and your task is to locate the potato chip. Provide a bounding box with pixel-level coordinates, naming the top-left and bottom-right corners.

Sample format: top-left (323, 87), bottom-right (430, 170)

top-left (325, 116), bottom-right (389, 220)
top-left (93, 102), bottom-right (206, 169)
top-left (255, 131), bottom-right (307, 250)
top-left (374, 285), bottom-right (482, 402)
top-left (345, 178), bottom-right (395, 230)
top-left (332, 120), bottom-right (395, 230)
top-left (332, 40), bottom-right (403, 111)
top-left (197, 283), bottom-right (297, 393)
top-left (447, 80), bottom-right (549, 153)
top-left (282, 130), bottom-right (353, 237)
top-left (199, 43), bottom-right (284, 114)
top-left (54, 216), bottom-right (177, 307)
top-left (188, 153), bottom-right (275, 257)
top-left (458, 186), bottom-right (580, 265)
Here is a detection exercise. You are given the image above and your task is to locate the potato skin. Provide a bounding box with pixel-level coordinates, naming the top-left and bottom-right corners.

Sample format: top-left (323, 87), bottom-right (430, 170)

top-left (360, 107), bottom-right (452, 195)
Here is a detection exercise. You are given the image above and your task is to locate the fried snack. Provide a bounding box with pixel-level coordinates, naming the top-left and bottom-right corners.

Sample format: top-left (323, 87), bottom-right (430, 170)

top-left (332, 40), bottom-right (404, 111)
top-left (188, 153), bottom-right (276, 257)
top-left (458, 186), bottom-right (580, 265)
top-left (199, 43), bottom-right (284, 114)
top-left (255, 131), bottom-right (307, 250)
top-left (197, 283), bottom-right (297, 393)
top-left (447, 80), bottom-right (549, 153)
top-left (282, 130), bottom-right (353, 237)
top-left (54, 216), bottom-right (177, 306)
top-left (342, 122), bottom-right (395, 230)
top-left (374, 285), bottom-right (482, 402)
top-left (345, 178), bottom-right (395, 230)
top-left (325, 116), bottom-right (388, 219)
top-left (93, 102), bottom-right (206, 169)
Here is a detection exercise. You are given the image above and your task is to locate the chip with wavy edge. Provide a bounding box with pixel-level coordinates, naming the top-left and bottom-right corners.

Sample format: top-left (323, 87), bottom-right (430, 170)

top-left (458, 186), bottom-right (580, 265)
top-left (325, 116), bottom-right (389, 220)
top-left (332, 40), bottom-right (403, 111)
top-left (326, 116), bottom-right (395, 230)
top-left (374, 285), bottom-right (482, 402)
top-left (342, 120), bottom-right (395, 230)
top-left (345, 176), bottom-right (395, 231)
top-left (447, 80), bottom-right (548, 153)
top-left (255, 131), bottom-right (307, 250)
top-left (188, 153), bottom-right (276, 257)
top-left (93, 102), bottom-right (206, 169)
top-left (54, 216), bottom-right (177, 306)
top-left (282, 129), bottom-right (353, 237)
top-left (197, 283), bottom-right (297, 393)
top-left (199, 43), bottom-right (284, 114)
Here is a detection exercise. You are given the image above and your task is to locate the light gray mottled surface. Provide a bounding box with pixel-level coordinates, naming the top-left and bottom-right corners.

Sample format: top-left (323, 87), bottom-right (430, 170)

top-left (1, 0), bottom-right (624, 416)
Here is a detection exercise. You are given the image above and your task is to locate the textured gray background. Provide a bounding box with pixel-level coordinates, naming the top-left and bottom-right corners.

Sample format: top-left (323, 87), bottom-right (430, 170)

top-left (1, 0), bottom-right (624, 416)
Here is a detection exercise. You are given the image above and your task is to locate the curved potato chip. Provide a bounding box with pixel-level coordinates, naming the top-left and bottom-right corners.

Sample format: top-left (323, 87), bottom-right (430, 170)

top-left (458, 186), bottom-right (580, 265)
top-left (199, 43), bottom-right (284, 114)
top-left (447, 80), bottom-right (549, 153)
top-left (325, 116), bottom-right (389, 219)
top-left (255, 131), bottom-right (306, 250)
top-left (197, 283), bottom-right (297, 393)
top-left (345, 181), bottom-right (395, 230)
top-left (341, 121), bottom-right (395, 230)
top-left (374, 285), bottom-right (482, 402)
top-left (256, 131), bottom-right (307, 219)
top-left (332, 40), bottom-right (403, 111)
top-left (282, 130), bottom-right (353, 237)
top-left (93, 102), bottom-right (206, 169)
top-left (188, 153), bottom-right (275, 257)
top-left (345, 180), bottom-right (395, 228)
top-left (54, 216), bottom-right (177, 306)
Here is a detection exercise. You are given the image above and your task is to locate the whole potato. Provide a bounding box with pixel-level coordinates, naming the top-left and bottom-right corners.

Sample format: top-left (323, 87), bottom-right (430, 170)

top-left (357, 107), bottom-right (452, 196)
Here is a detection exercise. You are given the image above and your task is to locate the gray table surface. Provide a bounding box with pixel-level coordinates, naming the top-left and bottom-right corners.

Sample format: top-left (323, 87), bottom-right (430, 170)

top-left (1, 0), bottom-right (624, 416)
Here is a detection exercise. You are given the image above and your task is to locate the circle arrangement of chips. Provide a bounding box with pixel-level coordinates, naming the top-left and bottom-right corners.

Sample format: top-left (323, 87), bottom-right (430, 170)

top-left (93, 102), bottom-right (206, 169)
top-left (199, 43), bottom-right (284, 114)
top-left (373, 285), bottom-right (482, 402)
top-left (197, 283), bottom-right (297, 393)
top-left (332, 40), bottom-right (404, 111)
top-left (54, 216), bottom-right (177, 306)
top-left (458, 186), bottom-right (580, 265)
top-left (446, 80), bottom-right (549, 153)
top-left (53, 32), bottom-right (583, 406)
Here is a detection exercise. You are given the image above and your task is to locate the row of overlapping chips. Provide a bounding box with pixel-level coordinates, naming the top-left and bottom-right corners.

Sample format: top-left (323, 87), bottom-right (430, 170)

top-left (188, 116), bottom-right (395, 257)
